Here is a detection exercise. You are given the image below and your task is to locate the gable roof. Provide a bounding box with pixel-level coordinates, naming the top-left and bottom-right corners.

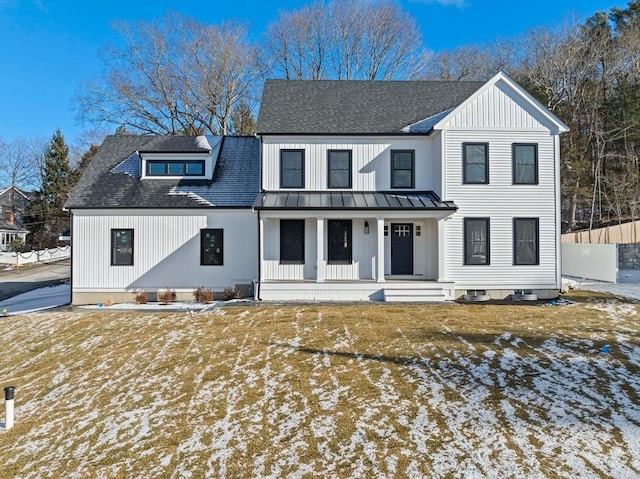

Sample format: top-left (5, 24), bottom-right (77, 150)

top-left (0, 218), bottom-right (28, 233)
top-left (433, 71), bottom-right (570, 133)
top-left (65, 135), bottom-right (260, 210)
top-left (256, 79), bottom-right (484, 135)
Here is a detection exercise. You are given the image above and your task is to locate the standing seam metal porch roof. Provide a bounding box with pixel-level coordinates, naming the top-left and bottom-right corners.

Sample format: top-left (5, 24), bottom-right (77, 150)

top-left (253, 191), bottom-right (457, 211)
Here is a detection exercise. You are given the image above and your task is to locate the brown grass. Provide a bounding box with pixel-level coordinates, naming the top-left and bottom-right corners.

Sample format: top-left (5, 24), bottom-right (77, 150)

top-left (0, 296), bottom-right (639, 477)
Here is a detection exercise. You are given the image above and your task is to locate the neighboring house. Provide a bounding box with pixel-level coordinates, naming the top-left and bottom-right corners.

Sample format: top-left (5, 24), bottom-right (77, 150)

top-left (253, 71), bottom-right (569, 301)
top-left (64, 135), bottom-right (260, 305)
top-left (0, 216), bottom-right (28, 252)
top-left (66, 71), bottom-right (568, 304)
top-left (0, 186), bottom-right (30, 251)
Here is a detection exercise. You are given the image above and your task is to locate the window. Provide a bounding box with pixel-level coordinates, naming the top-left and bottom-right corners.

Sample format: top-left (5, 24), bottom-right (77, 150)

top-left (513, 218), bottom-right (539, 265)
top-left (201, 229), bottom-right (223, 265)
top-left (464, 219), bottom-right (490, 265)
top-left (146, 160), bottom-right (205, 177)
top-left (280, 220), bottom-right (305, 264)
top-left (111, 229), bottom-right (133, 266)
top-left (391, 150), bottom-right (415, 188)
top-left (328, 220), bottom-right (352, 264)
top-left (463, 143), bottom-right (489, 184)
top-left (280, 150), bottom-right (304, 188)
top-left (328, 150), bottom-right (352, 188)
top-left (513, 144), bottom-right (538, 184)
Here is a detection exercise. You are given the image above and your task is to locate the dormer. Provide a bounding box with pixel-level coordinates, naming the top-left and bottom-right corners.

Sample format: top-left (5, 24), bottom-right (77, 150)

top-left (139, 135), bottom-right (223, 180)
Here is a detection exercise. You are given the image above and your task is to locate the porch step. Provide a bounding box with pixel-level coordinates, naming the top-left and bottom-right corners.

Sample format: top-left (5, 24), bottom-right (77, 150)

top-left (383, 284), bottom-right (453, 302)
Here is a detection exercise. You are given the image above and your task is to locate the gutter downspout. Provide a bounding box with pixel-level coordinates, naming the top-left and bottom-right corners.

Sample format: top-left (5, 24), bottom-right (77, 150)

top-left (256, 134), bottom-right (263, 301)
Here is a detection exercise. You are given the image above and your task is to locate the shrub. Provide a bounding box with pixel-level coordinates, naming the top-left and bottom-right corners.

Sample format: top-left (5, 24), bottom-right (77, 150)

top-left (135, 291), bottom-right (148, 304)
top-left (193, 287), bottom-right (214, 303)
top-left (158, 288), bottom-right (176, 304)
top-left (222, 287), bottom-right (239, 301)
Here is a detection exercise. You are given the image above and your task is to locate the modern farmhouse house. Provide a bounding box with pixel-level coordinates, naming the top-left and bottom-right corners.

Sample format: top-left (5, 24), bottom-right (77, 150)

top-left (66, 71), bottom-right (567, 304)
top-left (254, 71), bottom-right (568, 301)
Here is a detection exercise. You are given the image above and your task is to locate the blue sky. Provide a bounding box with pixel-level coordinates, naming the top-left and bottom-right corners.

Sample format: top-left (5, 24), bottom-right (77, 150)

top-left (0, 0), bottom-right (625, 148)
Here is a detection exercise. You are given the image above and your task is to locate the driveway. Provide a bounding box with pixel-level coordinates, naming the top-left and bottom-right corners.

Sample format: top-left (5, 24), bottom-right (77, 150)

top-left (0, 259), bottom-right (70, 301)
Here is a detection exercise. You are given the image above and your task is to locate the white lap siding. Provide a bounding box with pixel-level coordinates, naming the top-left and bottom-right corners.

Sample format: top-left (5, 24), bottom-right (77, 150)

top-left (72, 209), bottom-right (257, 292)
top-left (444, 129), bottom-right (558, 290)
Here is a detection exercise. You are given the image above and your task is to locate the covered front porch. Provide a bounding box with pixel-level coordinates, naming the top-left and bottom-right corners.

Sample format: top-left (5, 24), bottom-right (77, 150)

top-left (254, 191), bottom-right (457, 302)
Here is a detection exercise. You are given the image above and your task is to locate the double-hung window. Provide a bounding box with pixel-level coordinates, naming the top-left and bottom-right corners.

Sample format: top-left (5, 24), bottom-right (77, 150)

top-left (328, 220), bottom-right (352, 264)
top-left (328, 150), bottom-right (352, 188)
top-left (280, 220), bottom-right (305, 264)
top-left (280, 149), bottom-right (304, 188)
top-left (201, 229), bottom-right (224, 265)
top-left (512, 144), bottom-right (538, 184)
top-left (111, 229), bottom-right (134, 266)
top-left (463, 143), bottom-right (489, 184)
top-left (513, 218), bottom-right (539, 265)
top-left (464, 219), bottom-right (490, 265)
top-left (391, 150), bottom-right (415, 188)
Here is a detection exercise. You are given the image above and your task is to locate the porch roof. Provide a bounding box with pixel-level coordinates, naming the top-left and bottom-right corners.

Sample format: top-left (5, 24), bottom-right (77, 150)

top-left (253, 191), bottom-right (457, 211)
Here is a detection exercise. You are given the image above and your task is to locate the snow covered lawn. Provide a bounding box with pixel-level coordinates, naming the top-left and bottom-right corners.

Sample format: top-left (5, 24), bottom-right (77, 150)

top-left (1, 295), bottom-right (639, 478)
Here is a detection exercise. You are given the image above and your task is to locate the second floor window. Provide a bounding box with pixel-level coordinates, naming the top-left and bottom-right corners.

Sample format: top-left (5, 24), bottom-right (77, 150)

top-left (513, 144), bottom-right (538, 184)
top-left (328, 150), bottom-right (352, 188)
top-left (391, 150), bottom-right (415, 188)
top-left (146, 160), bottom-right (205, 176)
top-left (280, 149), bottom-right (304, 188)
top-left (463, 143), bottom-right (489, 184)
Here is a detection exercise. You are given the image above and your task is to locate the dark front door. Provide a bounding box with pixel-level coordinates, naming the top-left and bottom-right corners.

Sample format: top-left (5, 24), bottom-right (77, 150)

top-left (391, 223), bottom-right (413, 275)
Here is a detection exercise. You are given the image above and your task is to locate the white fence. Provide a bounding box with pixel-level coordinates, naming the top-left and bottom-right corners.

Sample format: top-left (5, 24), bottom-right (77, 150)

top-left (0, 246), bottom-right (71, 266)
top-left (561, 243), bottom-right (618, 283)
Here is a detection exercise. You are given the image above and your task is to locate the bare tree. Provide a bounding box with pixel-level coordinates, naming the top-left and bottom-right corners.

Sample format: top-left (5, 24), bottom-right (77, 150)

top-left (76, 13), bottom-right (263, 135)
top-left (265, 0), bottom-right (426, 80)
top-left (420, 40), bottom-right (517, 81)
top-left (0, 137), bottom-right (43, 193)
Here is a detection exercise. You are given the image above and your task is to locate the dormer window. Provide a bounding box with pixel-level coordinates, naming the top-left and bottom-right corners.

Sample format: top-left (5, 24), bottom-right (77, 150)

top-left (146, 160), bottom-right (205, 177)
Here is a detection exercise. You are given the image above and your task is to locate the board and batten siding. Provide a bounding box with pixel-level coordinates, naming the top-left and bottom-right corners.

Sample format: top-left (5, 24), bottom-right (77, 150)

top-left (262, 218), bottom-right (376, 281)
top-left (262, 137), bottom-right (439, 194)
top-left (443, 129), bottom-right (558, 290)
top-left (72, 209), bottom-right (257, 292)
top-left (445, 80), bottom-right (554, 130)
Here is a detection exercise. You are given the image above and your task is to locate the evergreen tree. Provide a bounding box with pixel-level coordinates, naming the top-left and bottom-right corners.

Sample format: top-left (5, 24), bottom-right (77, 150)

top-left (24, 129), bottom-right (72, 248)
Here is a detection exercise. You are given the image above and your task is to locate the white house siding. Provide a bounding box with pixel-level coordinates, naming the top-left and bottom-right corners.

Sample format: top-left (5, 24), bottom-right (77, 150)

top-left (72, 209), bottom-right (257, 296)
top-left (261, 215), bottom-right (442, 282)
top-left (262, 217), bottom-right (377, 281)
top-left (261, 137), bottom-right (439, 194)
top-left (443, 129), bottom-right (558, 291)
top-left (446, 80), bottom-right (551, 130)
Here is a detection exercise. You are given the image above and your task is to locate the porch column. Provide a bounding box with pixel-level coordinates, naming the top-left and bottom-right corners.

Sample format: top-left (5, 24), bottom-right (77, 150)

top-left (316, 217), bottom-right (325, 282)
top-left (437, 218), bottom-right (446, 281)
top-left (376, 217), bottom-right (385, 282)
top-left (259, 216), bottom-right (265, 281)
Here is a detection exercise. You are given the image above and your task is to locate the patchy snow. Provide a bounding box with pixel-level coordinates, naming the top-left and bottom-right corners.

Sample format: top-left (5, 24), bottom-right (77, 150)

top-left (1, 302), bottom-right (640, 477)
top-left (563, 274), bottom-right (640, 301)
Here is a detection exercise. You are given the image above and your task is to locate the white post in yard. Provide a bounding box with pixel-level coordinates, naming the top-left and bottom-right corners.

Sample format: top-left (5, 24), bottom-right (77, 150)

top-left (4, 386), bottom-right (15, 430)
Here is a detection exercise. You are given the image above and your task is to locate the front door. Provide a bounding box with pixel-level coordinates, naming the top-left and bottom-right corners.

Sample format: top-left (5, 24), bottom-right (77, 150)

top-left (391, 223), bottom-right (413, 275)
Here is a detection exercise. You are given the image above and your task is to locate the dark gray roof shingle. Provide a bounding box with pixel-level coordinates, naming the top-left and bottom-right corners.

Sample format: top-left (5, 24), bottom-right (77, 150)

top-left (65, 135), bottom-right (260, 209)
top-left (256, 79), bottom-right (484, 135)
